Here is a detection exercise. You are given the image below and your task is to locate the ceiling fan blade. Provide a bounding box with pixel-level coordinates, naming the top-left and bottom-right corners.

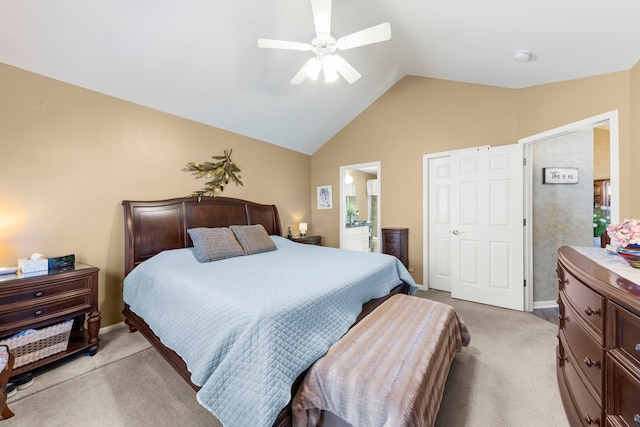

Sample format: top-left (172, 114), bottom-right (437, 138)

top-left (311, 0), bottom-right (331, 37)
top-left (290, 65), bottom-right (308, 85)
top-left (333, 55), bottom-right (361, 84)
top-left (336, 22), bottom-right (391, 50)
top-left (258, 38), bottom-right (313, 51)
top-left (290, 58), bottom-right (322, 84)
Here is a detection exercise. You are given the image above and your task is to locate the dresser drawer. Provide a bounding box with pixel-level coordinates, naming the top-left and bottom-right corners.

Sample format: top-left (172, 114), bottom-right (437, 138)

top-left (607, 301), bottom-right (640, 370)
top-left (562, 301), bottom-right (604, 397)
top-left (606, 356), bottom-right (640, 427)
top-left (0, 275), bottom-right (91, 307)
top-left (560, 267), bottom-right (604, 339)
top-left (561, 333), bottom-right (604, 427)
top-left (0, 294), bottom-right (91, 329)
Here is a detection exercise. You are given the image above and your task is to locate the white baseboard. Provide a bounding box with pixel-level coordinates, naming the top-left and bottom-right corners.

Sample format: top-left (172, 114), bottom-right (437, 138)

top-left (533, 300), bottom-right (558, 310)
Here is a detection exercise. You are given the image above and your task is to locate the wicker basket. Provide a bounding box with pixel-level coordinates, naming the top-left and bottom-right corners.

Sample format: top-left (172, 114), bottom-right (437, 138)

top-left (0, 319), bottom-right (73, 368)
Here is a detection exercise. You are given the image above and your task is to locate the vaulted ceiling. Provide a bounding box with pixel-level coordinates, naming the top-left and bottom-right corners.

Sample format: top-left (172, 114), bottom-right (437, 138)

top-left (1, 0), bottom-right (639, 154)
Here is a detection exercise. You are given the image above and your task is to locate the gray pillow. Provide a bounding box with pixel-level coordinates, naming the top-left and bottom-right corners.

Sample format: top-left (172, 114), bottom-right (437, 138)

top-left (187, 227), bottom-right (245, 262)
top-left (229, 224), bottom-right (277, 255)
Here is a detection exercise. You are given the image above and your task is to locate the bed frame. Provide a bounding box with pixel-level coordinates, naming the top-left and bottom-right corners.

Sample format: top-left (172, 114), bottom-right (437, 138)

top-left (121, 196), bottom-right (409, 427)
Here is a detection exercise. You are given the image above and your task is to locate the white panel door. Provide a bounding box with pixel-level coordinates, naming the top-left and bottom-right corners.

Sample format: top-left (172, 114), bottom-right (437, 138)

top-left (428, 156), bottom-right (453, 291)
top-left (449, 144), bottom-right (524, 310)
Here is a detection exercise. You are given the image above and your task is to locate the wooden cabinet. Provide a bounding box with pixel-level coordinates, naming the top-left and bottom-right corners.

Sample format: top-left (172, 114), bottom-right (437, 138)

top-left (291, 235), bottom-right (322, 246)
top-left (556, 247), bottom-right (640, 427)
top-left (0, 264), bottom-right (100, 376)
top-left (382, 227), bottom-right (408, 268)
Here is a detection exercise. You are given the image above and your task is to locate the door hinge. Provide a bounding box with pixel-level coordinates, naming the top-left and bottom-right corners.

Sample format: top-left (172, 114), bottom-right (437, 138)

top-left (523, 279), bottom-right (526, 287)
top-left (523, 218), bottom-right (526, 226)
top-left (523, 157), bottom-right (527, 166)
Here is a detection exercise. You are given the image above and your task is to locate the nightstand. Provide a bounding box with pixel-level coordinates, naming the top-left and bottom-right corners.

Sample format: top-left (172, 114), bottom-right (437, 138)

top-left (291, 236), bottom-right (322, 246)
top-left (0, 263), bottom-right (100, 376)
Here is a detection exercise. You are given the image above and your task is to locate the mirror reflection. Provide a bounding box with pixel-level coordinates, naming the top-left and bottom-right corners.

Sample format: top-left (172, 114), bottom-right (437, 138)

top-left (343, 167), bottom-right (379, 252)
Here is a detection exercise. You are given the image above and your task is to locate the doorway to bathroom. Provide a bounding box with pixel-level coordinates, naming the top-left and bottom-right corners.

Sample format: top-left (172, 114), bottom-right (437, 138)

top-left (339, 162), bottom-right (381, 253)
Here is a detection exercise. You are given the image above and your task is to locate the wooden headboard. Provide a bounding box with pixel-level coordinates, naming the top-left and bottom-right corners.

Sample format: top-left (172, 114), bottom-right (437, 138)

top-left (122, 196), bottom-right (282, 276)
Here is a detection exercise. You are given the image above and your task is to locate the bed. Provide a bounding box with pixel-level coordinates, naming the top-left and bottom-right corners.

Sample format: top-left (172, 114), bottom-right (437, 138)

top-left (121, 196), bottom-right (415, 427)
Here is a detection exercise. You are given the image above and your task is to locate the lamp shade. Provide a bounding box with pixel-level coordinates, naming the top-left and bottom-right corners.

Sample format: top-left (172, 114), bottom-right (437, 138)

top-left (299, 223), bottom-right (307, 233)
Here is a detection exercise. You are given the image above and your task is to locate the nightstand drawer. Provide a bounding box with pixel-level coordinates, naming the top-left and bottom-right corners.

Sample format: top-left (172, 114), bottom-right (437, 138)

top-left (0, 276), bottom-right (91, 307)
top-left (0, 294), bottom-right (91, 329)
top-left (291, 236), bottom-right (321, 245)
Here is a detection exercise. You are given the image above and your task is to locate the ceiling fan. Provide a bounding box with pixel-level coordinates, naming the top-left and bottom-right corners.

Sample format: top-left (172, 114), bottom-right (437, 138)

top-left (257, 0), bottom-right (391, 85)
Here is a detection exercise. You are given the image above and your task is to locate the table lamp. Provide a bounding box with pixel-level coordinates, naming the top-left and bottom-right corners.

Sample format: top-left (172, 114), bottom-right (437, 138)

top-left (299, 223), bottom-right (307, 238)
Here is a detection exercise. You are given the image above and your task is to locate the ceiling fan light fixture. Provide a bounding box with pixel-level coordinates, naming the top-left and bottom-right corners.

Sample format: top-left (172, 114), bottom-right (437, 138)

top-left (322, 55), bottom-right (339, 83)
top-left (258, 0), bottom-right (391, 85)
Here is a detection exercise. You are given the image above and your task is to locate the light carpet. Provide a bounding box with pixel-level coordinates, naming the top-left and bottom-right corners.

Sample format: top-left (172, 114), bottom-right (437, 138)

top-left (4, 290), bottom-right (568, 426)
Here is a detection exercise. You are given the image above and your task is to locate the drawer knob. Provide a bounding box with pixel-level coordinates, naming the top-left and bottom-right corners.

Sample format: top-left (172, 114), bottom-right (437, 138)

top-left (583, 414), bottom-right (599, 425)
top-left (34, 291), bottom-right (43, 297)
top-left (635, 344), bottom-right (640, 357)
top-left (583, 357), bottom-right (600, 368)
top-left (35, 310), bottom-right (43, 316)
top-left (584, 306), bottom-right (600, 316)
top-left (633, 413), bottom-right (640, 426)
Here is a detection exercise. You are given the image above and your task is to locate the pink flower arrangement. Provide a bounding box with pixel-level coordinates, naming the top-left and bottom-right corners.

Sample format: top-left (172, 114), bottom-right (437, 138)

top-left (606, 219), bottom-right (640, 248)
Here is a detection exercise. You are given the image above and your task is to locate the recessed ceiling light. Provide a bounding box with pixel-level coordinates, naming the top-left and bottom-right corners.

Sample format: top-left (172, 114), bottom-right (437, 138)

top-left (514, 50), bottom-right (533, 62)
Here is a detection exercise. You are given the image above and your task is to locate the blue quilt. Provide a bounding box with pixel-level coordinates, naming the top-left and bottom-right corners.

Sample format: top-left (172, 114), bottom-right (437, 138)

top-left (123, 236), bottom-right (416, 427)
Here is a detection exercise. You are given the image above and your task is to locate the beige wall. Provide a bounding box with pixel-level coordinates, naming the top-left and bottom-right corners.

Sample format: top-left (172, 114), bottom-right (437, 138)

top-left (312, 69), bottom-right (637, 286)
top-left (632, 62), bottom-right (640, 217)
top-left (312, 77), bottom-right (518, 282)
top-left (593, 128), bottom-right (610, 181)
top-left (0, 63), bottom-right (311, 327)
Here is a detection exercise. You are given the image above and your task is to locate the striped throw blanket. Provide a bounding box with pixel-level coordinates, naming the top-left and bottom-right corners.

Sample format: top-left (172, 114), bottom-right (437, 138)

top-left (292, 294), bottom-right (470, 427)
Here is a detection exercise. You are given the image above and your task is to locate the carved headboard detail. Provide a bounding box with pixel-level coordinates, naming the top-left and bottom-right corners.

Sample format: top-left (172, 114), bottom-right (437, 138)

top-left (122, 196), bottom-right (282, 276)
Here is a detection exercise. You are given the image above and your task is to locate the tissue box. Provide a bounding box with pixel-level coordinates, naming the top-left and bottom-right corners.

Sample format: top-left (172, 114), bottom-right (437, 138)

top-left (18, 257), bottom-right (49, 273)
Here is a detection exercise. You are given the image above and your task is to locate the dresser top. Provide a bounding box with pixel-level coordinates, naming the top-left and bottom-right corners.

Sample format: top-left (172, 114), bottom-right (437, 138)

top-left (559, 246), bottom-right (640, 313)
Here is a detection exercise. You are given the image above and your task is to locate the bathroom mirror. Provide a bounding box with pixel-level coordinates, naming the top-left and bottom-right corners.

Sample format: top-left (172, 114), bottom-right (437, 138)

top-left (339, 162), bottom-right (381, 253)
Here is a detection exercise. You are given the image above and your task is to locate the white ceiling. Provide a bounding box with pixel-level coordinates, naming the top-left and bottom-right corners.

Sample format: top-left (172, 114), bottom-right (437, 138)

top-left (1, 0), bottom-right (639, 155)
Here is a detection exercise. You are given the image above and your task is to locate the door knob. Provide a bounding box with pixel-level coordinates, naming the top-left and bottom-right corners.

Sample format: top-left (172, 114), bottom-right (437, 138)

top-left (451, 230), bottom-right (460, 235)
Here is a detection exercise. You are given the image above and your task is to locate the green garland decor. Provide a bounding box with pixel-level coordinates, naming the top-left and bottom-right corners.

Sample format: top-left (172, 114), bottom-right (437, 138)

top-left (182, 148), bottom-right (243, 197)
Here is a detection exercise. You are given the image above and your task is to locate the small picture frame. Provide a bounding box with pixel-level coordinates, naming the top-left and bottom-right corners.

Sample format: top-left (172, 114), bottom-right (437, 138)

top-left (543, 167), bottom-right (579, 184)
top-left (317, 185), bottom-right (333, 209)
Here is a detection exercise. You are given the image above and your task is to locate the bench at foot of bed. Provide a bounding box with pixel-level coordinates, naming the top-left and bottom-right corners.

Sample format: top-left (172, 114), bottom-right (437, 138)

top-left (291, 294), bottom-right (470, 427)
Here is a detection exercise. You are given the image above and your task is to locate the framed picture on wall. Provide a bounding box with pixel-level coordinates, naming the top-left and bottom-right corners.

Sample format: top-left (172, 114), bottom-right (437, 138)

top-left (543, 167), bottom-right (579, 184)
top-left (317, 185), bottom-right (333, 209)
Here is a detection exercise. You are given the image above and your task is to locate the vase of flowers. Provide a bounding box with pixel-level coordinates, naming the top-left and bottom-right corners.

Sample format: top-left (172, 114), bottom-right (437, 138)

top-left (606, 219), bottom-right (640, 268)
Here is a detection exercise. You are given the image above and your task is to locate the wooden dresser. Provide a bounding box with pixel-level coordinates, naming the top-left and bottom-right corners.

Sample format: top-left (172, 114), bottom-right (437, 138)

top-left (0, 264), bottom-right (100, 376)
top-left (556, 246), bottom-right (640, 427)
top-left (382, 227), bottom-right (408, 268)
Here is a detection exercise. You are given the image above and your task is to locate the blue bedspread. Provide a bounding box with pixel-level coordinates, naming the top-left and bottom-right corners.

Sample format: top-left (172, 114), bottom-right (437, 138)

top-left (123, 236), bottom-right (416, 427)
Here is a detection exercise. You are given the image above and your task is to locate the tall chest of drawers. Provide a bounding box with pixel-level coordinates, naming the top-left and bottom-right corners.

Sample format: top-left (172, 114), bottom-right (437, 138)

top-left (557, 246), bottom-right (640, 427)
top-left (381, 227), bottom-right (409, 268)
top-left (0, 264), bottom-right (100, 376)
